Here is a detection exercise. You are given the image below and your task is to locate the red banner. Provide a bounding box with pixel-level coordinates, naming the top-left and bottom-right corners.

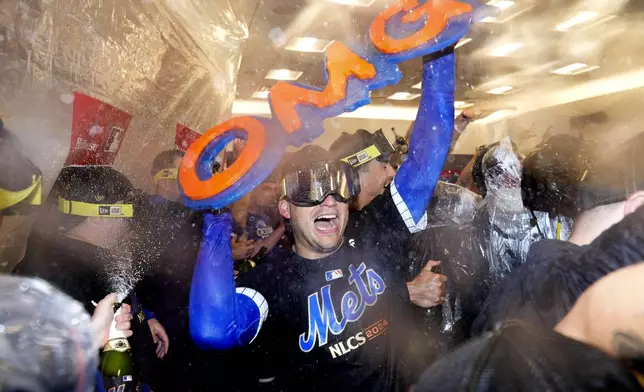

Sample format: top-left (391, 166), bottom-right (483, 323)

top-left (65, 92), bottom-right (132, 166)
top-left (175, 123), bottom-right (201, 151)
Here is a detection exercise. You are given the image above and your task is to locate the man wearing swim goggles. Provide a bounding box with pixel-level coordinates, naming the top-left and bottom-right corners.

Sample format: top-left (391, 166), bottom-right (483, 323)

top-left (191, 50), bottom-right (458, 391)
top-left (278, 148), bottom-right (361, 257)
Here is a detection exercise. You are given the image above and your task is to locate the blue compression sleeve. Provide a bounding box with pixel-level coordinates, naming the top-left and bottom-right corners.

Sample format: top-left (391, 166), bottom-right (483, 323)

top-left (189, 212), bottom-right (266, 350)
top-left (392, 52), bottom-right (455, 229)
top-left (143, 309), bottom-right (156, 320)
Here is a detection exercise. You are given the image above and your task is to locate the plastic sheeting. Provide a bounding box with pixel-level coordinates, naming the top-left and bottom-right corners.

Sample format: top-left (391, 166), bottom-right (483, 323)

top-left (476, 137), bottom-right (571, 285)
top-left (405, 140), bottom-right (572, 357)
top-left (0, 0), bottom-right (251, 271)
top-left (0, 275), bottom-right (98, 391)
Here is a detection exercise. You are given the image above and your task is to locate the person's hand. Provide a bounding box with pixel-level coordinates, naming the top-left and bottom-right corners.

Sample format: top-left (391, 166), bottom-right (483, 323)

top-left (148, 318), bottom-right (170, 359)
top-left (406, 260), bottom-right (447, 308)
top-left (232, 235), bottom-right (255, 260)
top-left (91, 294), bottom-right (133, 348)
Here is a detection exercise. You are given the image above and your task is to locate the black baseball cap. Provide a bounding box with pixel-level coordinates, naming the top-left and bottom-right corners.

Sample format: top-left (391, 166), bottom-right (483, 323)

top-left (578, 132), bottom-right (644, 211)
top-left (329, 129), bottom-right (395, 168)
top-left (415, 322), bottom-right (641, 392)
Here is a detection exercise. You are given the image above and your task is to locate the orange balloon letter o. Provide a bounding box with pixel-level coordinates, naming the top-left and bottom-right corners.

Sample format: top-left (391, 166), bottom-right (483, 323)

top-left (179, 117), bottom-right (266, 201)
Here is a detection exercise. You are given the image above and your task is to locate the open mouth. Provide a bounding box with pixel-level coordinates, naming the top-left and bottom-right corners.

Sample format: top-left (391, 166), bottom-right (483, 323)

top-left (313, 214), bottom-right (339, 234)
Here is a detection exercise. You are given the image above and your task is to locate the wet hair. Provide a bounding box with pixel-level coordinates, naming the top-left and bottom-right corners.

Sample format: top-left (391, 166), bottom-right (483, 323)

top-left (579, 131), bottom-right (644, 211)
top-left (522, 134), bottom-right (595, 217)
top-left (0, 118), bottom-right (42, 213)
top-left (51, 165), bottom-right (134, 231)
top-left (151, 149), bottom-right (185, 176)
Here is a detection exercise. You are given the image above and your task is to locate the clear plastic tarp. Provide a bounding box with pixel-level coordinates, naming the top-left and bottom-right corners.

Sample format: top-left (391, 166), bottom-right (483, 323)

top-left (0, 0), bottom-right (251, 271)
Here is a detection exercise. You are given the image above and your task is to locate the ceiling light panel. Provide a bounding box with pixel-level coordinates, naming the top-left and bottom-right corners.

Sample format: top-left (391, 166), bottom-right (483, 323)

top-left (265, 69), bottom-right (303, 81)
top-left (487, 0), bottom-right (515, 11)
top-left (488, 42), bottom-right (523, 57)
top-left (388, 92), bottom-right (421, 101)
top-left (324, 0), bottom-right (375, 6)
top-left (252, 90), bottom-right (270, 99)
top-left (552, 63), bottom-right (599, 76)
top-left (486, 86), bottom-right (514, 95)
top-left (285, 37), bottom-right (333, 53)
top-left (555, 11), bottom-right (598, 31)
top-left (480, 5), bottom-right (533, 24)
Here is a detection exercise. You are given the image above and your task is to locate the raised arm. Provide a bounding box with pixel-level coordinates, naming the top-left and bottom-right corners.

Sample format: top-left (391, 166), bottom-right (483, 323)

top-left (189, 212), bottom-right (268, 350)
top-left (391, 51), bottom-right (456, 233)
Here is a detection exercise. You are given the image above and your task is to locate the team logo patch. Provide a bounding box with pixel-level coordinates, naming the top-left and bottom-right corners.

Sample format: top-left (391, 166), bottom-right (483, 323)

top-left (325, 269), bottom-right (343, 281)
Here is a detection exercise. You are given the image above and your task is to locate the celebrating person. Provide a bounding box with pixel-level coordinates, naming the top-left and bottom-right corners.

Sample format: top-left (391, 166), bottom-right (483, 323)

top-left (189, 50), bottom-right (458, 391)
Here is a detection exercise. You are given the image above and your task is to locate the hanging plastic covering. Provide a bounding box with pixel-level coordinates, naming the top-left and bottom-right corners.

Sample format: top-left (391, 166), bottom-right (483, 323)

top-left (405, 182), bottom-right (486, 360)
top-left (0, 0), bottom-right (251, 271)
top-left (0, 275), bottom-right (98, 392)
top-left (474, 137), bottom-right (571, 287)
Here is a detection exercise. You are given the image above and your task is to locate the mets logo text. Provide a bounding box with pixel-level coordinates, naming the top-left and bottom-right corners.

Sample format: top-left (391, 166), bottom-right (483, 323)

top-left (299, 262), bottom-right (386, 352)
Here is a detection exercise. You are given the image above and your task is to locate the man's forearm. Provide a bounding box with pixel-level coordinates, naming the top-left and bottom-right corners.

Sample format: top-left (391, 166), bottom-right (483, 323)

top-left (392, 52), bottom-right (456, 231)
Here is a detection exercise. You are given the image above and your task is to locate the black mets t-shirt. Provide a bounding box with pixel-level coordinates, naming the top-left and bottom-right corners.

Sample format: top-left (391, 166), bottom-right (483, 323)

top-left (235, 190), bottom-right (419, 392)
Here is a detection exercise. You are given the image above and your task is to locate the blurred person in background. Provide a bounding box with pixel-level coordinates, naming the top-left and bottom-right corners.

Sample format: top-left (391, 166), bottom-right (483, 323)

top-left (415, 263), bottom-right (644, 392)
top-left (232, 172), bottom-right (289, 269)
top-left (0, 118), bottom-right (42, 271)
top-left (473, 132), bottom-right (644, 336)
top-left (0, 275), bottom-right (134, 392)
top-left (13, 165), bottom-right (166, 390)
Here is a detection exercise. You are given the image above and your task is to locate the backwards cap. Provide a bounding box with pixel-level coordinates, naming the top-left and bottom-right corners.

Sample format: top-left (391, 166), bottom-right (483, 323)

top-left (329, 129), bottom-right (395, 169)
top-left (55, 165), bottom-right (135, 218)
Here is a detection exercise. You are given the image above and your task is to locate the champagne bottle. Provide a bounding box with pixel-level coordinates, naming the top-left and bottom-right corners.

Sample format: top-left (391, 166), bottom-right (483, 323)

top-left (100, 303), bottom-right (137, 391)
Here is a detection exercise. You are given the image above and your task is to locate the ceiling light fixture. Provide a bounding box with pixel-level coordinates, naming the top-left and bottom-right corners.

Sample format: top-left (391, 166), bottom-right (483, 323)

top-left (551, 63), bottom-right (599, 76)
top-left (454, 101), bottom-right (474, 109)
top-left (455, 37), bottom-right (473, 49)
top-left (324, 0), bottom-right (376, 7)
top-left (265, 69), bottom-right (303, 81)
top-left (251, 90), bottom-right (270, 99)
top-left (488, 42), bottom-right (523, 57)
top-left (388, 92), bottom-right (421, 101)
top-left (486, 86), bottom-right (514, 95)
top-left (487, 0), bottom-right (515, 11)
top-left (412, 82), bottom-right (422, 89)
top-left (285, 37), bottom-right (333, 53)
top-left (480, 4), bottom-right (533, 24)
top-left (555, 11), bottom-right (599, 31)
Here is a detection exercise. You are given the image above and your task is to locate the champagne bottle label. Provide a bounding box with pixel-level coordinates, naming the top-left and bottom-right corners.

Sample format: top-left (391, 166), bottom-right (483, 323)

top-left (103, 306), bottom-right (131, 353)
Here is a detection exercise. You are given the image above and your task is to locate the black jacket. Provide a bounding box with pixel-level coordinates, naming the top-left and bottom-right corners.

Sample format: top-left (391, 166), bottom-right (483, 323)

top-left (473, 205), bottom-right (644, 334)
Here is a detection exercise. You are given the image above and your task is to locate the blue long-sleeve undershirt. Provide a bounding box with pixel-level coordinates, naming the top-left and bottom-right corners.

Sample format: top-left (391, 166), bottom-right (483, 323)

top-left (189, 53), bottom-right (455, 350)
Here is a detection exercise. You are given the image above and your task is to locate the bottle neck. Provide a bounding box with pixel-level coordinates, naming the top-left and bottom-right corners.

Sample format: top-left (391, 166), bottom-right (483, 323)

top-left (103, 306), bottom-right (130, 352)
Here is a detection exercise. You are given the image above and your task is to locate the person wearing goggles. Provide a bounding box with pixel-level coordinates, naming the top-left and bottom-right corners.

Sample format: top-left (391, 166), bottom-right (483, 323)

top-left (190, 51), bottom-right (458, 391)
